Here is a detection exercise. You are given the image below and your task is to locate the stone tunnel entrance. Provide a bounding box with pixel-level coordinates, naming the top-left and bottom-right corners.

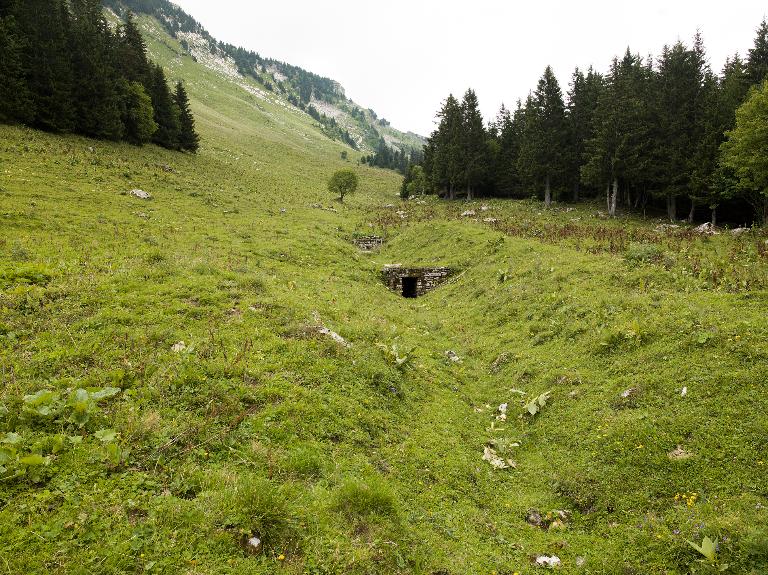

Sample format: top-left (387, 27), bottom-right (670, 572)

top-left (382, 265), bottom-right (453, 298)
top-left (402, 277), bottom-right (418, 298)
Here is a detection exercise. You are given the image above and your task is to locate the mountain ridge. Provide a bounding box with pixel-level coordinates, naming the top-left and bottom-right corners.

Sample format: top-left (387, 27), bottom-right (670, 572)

top-left (104, 0), bottom-right (425, 155)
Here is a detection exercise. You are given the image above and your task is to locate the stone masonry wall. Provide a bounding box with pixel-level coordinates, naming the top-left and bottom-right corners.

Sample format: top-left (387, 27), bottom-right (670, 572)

top-left (382, 265), bottom-right (453, 297)
top-left (353, 236), bottom-right (384, 251)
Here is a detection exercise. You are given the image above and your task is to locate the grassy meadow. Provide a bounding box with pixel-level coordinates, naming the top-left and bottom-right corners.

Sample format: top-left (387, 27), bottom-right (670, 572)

top-left (1, 13), bottom-right (767, 575)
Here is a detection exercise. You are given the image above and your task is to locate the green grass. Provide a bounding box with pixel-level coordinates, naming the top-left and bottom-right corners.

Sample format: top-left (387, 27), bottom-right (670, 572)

top-left (0, 14), bottom-right (767, 575)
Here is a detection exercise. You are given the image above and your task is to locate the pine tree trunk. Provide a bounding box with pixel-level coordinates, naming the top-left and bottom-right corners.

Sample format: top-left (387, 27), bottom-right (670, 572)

top-left (467, 184), bottom-right (473, 201)
top-left (572, 181), bottom-right (579, 203)
top-left (606, 183), bottom-right (610, 213)
top-left (667, 194), bottom-right (677, 222)
top-left (711, 206), bottom-right (717, 226)
top-left (687, 201), bottom-right (696, 224)
top-left (448, 183), bottom-right (454, 201)
top-left (609, 178), bottom-right (618, 217)
top-left (544, 173), bottom-right (551, 208)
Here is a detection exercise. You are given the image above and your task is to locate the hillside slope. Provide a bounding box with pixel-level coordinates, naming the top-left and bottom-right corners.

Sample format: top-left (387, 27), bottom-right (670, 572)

top-left (0, 6), bottom-right (767, 575)
top-left (105, 0), bottom-right (424, 155)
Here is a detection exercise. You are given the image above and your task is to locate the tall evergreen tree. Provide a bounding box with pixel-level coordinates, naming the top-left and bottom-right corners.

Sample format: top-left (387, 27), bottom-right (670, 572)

top-left (13, 0), bottom-right (74, 132)
top-left (583, 51), bottom-right (655, 217)
top-left (518, 66), bottom-right (567, 207)
top-left (0, 12), bottom-right (33, 123)
top-left (174, 81), bottom-right (200, 152)
top-left (149, 63), bottom-right (180, 148)
top-left (746, 19), bottom-right (768, 86)
top-left (117, 12), bottom-right (152, 88)
top-left (565, 66), bottom-right (603, 201)
top-left (69, 0), bottom-right (123, 140)
top-left (430, 94), bottom-right (464, 199)
top-left (460, 88), bottom-right (488, 199)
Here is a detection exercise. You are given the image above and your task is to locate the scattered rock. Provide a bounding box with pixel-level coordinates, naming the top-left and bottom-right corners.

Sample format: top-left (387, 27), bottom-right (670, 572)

top-left (621, 388), bottom-right (637, 399)
top-left (396, 210), bottom-right (407, 219)
top-left (316, 326), bottom-right (351, 348)
top-left (526, 509), bottom-right (543, 527)
top-left (445, 350), bottom-right (461, 363)
top-left (730, 227), bottom-right (750, 236)
top-left (134, 212), bottom-right (149, 219)
top-left (384, 203), bottom-right (395, 208)
top-left (157, 163), bottom-right (175, 173)
top-left (681, 386), bottom-right (688, 397)
top-left (576, 556), bottom-right (586, 567)
top-left (482, 446), bottom-right (515, 470)
top-left (280, 208), bottom-right (287, 214)
top-left (128, 189), bottom-right (152, 200)
top-left (534, 555), bottom-right (561, 568)
top-left (496, 403), bottom-right (508, 422)
top-left (489, 352), bottom-right (510, 373)
top-left (480, 205), bottom-right (490, 211)
top-left (461, 210), bottom-right (476, 217)
top-left (655, 223), bottom-right (680, 233)
top-left (240, 533), bottom-right (263, 555)
top-left (483, 217), bottom-right (498, 223)
top-left (668, 445), bottom-right (694, 460)
top-left (694, 222), bottom-right (719, 235)
top-left (310, 203), bottom-right (322, 209)
top-left (527, 509), bottom-right (571, 530)
top-left (171, 341), bottom-right (186, 353)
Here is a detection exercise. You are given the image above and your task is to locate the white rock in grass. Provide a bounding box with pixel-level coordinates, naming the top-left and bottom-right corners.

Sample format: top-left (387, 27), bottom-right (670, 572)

top-left (461, 210), bottom-right (476, 217)
top-left (681, 386), bottom-right (688, 397)
top-left (482, 446), bottom-right (515, 470)
top-left (171, 341), bottom-right (186, 353)
top-left (316, 326), bottom-right (351, 348)
top-left (128, 189), bottom-right (152, 200)
top-left (535, 555), bottom-right (561, 568)
top-left (496, 403), bottom-right (508, 421)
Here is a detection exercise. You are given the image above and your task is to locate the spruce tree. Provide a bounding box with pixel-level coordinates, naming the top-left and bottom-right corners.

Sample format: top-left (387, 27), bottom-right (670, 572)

top-left (174, 81), bottom-right (200, 152)
top-left (430, 95), bottom-right (463, 198)
top-left (0, 13), bottom-right (33, 123)
top-left (519, 66), bottom-right (567, 207)
top-left (583, 51), bottom-right (655, 217)
top-left (69, 0), bottom-right (123, 140)
top-left (460, 88), bottom-right (488, 199)
top-left (746, 19), bottom-right (768, 86)
top-left (13, 0), bottom-right (74, 132)
top-left (149, 63), bottom-right (181, 149)
top-left (118, 12), bottom-right (152, 88)
top-left (565, 67), bottom-right (603, 201)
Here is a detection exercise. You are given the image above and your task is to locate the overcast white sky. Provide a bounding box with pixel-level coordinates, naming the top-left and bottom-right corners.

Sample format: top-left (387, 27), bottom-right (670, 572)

top-left (172, 0), bottom-right (766, 136)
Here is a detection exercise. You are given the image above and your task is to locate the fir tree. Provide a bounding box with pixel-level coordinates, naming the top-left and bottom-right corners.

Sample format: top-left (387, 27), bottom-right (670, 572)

top-left (746, 19), bottom-right (768, 86)
top-left (149, 63), bottom-right (180, 149)
top-left (117, 12), bottom-right (152, 88)
top-left (174, 81), bottom-right (200, 152)
top-left (460, 89), bottom-right (488, 199)
top-left (565, 67), bottom-right (603, 201)
top-left (69, 0), bottom-right (123, 140)
top-left (0, 13), bottom-right (33, 123)
top-left (13, 0), bottom-right (74, 132)
top-left (519, 66), bottom-right (567, 207)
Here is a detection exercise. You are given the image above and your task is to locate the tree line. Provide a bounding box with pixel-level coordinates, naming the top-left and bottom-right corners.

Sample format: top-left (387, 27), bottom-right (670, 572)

top-left (361, 137), bottom-right (423, 175)
top-left (414, 21), bottom-right (768, 224)
top-left (0, 0), bottom-right (199, 151)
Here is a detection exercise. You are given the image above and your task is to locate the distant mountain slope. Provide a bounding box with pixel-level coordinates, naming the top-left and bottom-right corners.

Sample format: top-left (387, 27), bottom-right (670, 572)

top-left (103, 0), bottom-right (424, 155)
